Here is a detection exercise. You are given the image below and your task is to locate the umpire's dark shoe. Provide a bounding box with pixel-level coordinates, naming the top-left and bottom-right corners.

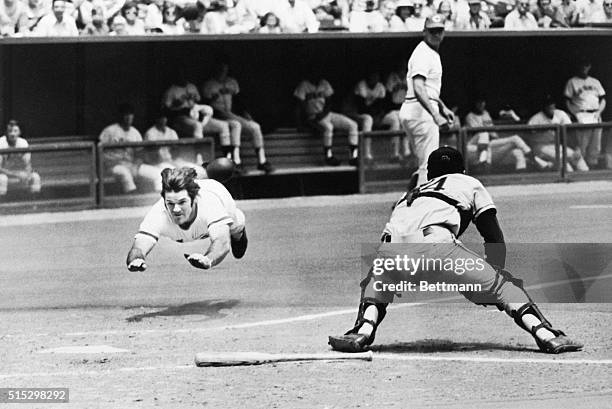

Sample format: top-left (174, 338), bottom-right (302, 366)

top-left (539, 335), bottom-right (583, 354)
top-left (231, 230), bottom-right (248, 259)
top-left (328, 333), bottom-right (372, 353)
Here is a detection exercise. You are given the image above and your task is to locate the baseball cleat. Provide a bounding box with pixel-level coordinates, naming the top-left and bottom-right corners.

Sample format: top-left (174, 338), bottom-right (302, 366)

top-left (231, 230), bottom-right (248, 259)
top-left (538, 335), bottom-right (583, 354)
top-left (328, 333), bottom-right (372, 353)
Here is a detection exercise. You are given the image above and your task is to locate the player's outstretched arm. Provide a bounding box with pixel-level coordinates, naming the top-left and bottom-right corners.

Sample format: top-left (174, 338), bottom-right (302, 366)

top-left (126, 235), bottom-right (157, 272)
top-left (184, 223), bottom-right (230, 269)
top-left (474, 208), bottom-right (506, 269)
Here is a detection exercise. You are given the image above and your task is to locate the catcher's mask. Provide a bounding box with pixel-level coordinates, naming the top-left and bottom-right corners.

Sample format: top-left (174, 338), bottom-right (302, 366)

top-left (427, 146), bottom-right (465, 179)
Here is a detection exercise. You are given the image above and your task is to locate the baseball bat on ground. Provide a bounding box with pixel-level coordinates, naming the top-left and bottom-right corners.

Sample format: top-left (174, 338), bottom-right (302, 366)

top-left (194, 350), bottom-right (373, 367)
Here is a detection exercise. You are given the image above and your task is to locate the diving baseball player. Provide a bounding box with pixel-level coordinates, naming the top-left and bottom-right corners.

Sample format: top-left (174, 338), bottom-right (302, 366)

top-left (126, 166), bottom-right (248, 272)
top-left (401, 14), bottom-right (455, 189)
top-left (328, 147), bottom-right (583, 354)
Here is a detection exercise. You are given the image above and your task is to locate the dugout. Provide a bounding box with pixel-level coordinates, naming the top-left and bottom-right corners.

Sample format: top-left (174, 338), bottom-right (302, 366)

top-left (1, 30), bottom-right (611, 140)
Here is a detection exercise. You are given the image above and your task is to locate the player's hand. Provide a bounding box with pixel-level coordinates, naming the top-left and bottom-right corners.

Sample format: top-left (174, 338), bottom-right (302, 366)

top-left (184, 253), bottom-right (212, 269)
top-left (442, 107), bottom-right (455, 124)
top-left (434, 113), bottom-right (449, 130)
top-left (127, 258), bottom-right (147, 272)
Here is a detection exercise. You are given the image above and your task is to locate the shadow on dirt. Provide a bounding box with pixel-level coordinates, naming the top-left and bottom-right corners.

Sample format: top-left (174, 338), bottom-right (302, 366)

top-left (125, 299), bottom-right (240, 322)
top-left (371, 339), bottom-right (534, 353)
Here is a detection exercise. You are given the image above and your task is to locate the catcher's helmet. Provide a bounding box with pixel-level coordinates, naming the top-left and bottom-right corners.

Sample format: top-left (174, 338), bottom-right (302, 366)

top-left (427, 146), bottom-right (465, 179)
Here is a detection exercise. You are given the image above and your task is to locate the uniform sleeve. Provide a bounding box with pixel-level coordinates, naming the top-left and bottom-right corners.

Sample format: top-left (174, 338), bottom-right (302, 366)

top-left (409, 48), bottom-right (430, 80)
top-left (199, 194), bottom-right (233, 228)
top-left (472, 180), bottom-right (495, 218)
top-left (558, 110), bottom-right (572, 125)
top-left (320, 80), bottom-right (334, 97)
top-left (136, 201), bottom-right (165, 241)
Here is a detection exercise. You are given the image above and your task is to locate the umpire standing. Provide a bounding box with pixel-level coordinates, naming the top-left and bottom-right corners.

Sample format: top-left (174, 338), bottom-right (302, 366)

top-left (400, 14), bottom-right (456, 189)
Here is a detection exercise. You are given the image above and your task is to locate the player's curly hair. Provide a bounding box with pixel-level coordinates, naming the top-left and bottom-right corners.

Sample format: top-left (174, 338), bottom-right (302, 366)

top-left (161, 167), bottom-right (200, 203)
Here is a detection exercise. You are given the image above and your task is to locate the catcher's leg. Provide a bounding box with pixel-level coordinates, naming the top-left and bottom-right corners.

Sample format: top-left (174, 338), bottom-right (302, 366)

top-left (328, 267), bottom-right (390, 353)
top-left (465, 263), bottom-right (583, 354)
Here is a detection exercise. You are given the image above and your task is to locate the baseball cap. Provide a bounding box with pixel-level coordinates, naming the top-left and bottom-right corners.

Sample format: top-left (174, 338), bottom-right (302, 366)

top-left (427, 146), bottom-right (465, 178)
top-left (424, 14), bottom-right (446, 29)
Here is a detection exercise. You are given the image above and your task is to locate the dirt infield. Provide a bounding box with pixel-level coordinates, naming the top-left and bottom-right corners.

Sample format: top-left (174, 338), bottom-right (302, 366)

top-left (1, 182), bottom-right (612, 408)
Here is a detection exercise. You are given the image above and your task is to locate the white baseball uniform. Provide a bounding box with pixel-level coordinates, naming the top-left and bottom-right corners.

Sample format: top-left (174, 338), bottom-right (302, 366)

top-left (564, 74), bottom-right (606, 166)
top-left (400, 40), bottom-right (443, 186)
top-left (136, 179), bottom-right (245, 243)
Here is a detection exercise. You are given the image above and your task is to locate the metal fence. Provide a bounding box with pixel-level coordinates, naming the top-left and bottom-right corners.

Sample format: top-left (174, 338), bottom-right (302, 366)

top-left (0, 137), bottom-right (214, 211)
top-left (359, 122), bottom-right (612, 193)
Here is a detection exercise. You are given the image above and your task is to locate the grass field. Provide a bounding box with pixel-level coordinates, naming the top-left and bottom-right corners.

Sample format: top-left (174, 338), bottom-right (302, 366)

top-left (1, 181), bottom-right (612, 408)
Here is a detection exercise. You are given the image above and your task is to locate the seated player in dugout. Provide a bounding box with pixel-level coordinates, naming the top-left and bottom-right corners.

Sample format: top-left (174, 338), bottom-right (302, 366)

top-left (126, 165), bottom-right (248, 272)
top-left (329, 147), bottom-right (583, 354)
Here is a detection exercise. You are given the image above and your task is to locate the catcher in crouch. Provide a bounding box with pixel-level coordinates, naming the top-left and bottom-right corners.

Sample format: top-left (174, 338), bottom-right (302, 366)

top-left (329, 146), bottom-right (583, 354)
top-left (126, 165), bottom-right (247, 272)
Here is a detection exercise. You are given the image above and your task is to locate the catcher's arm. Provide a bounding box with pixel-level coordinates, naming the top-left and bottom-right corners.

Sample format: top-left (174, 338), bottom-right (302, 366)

top-left (126, 234), bottom-right (157, 272)
top-left (474, 208), bottom-right (506, 269)
top-left (184, 222), bottom-right (230, 269)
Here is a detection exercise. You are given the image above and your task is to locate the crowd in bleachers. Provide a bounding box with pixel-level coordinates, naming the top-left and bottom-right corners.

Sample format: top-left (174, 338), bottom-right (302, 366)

top-left (1, 0), bottom-right (611, 37)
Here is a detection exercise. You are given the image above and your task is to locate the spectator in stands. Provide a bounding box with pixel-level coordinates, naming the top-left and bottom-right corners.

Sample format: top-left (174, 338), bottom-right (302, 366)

top-left (120, 1), bottom-right (145, 34)
top-left (0, 0), bottom-right (30, 36)
top-left (144, 113), bottom-right (205, 175)
top-left (532, 0), bottom-right (569, 27)
top-left (243, 0), bottom-right (280, 18)
top-left (311, 0), bottom-right (350, 29)
top-left (144, 0), bottom-right (163, 31)
top-left (564, 57), bottom-right (606, 168)
top-left (376, 0), bottom-right (403, 30)
top-left (449, 0), bottom-right (469, 22)
top-left (101, 0), bottom-right (125, 21)
top-left (279, 0), bottom-right (319, 32)
top-left (109, 13), bottom-right (128, 34)
top-left (294, 77), bottom-right (359, 166)
top-left (577, 0), bottom-right (604, 24)
top-left (181, 4), bottom-right (203, 33)
top-left (465, 97), bottom-right (552, 172)
top-left (422, 0), bottom-right (436, 17)
top-left (201, 0), bottom-right (231, 33)
top-left (558, 0), bottom-right (579, 26)
top-left (202, 60), bottom-right (273, 174)
top-left (437, 1), bottom-right (457, 29)
top-left (456, 0), bottom-right (491, 29)
top-left (348, 0), bottom-right (387, 32)
top-left (405, 0), bottom-right (427, 30)
top-left (34, 0), bottom-right (78, 36)
top-left (0, 120), bottom-right (41, 197)
top-left (258, 11), bottom-right (282, 32)
top-left (389, 0), bottom-right (411, 30)
top-left (504, 0), bottom-right (538, 29)
top-left (163, 80), bottom-right (203, 139)
top-left (82, 4), bottom-right (109, 35)
top-left (160, 2), bottom-right (184, 34)
top-left (385, 65), bottom-right (412, 161)
top-left (591, 0), bottom-right (612, 22)
top-left (25, 0), bottom-right (50, 32)
top-left (527, 95), bottom-right (589, 172)
top-left (99, 103), bottom-right (161, 193)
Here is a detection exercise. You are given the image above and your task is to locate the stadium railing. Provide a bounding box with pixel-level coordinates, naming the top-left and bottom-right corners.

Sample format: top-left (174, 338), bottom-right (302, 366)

top-left (0, 141), bottom-right (97, 210)
top-left (359, 122), bottom-right (612, 193)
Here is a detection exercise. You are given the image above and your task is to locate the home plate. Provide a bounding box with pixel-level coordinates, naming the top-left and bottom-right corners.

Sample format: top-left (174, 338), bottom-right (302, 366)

top-left (37, 345), bottom-right (129, 354)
